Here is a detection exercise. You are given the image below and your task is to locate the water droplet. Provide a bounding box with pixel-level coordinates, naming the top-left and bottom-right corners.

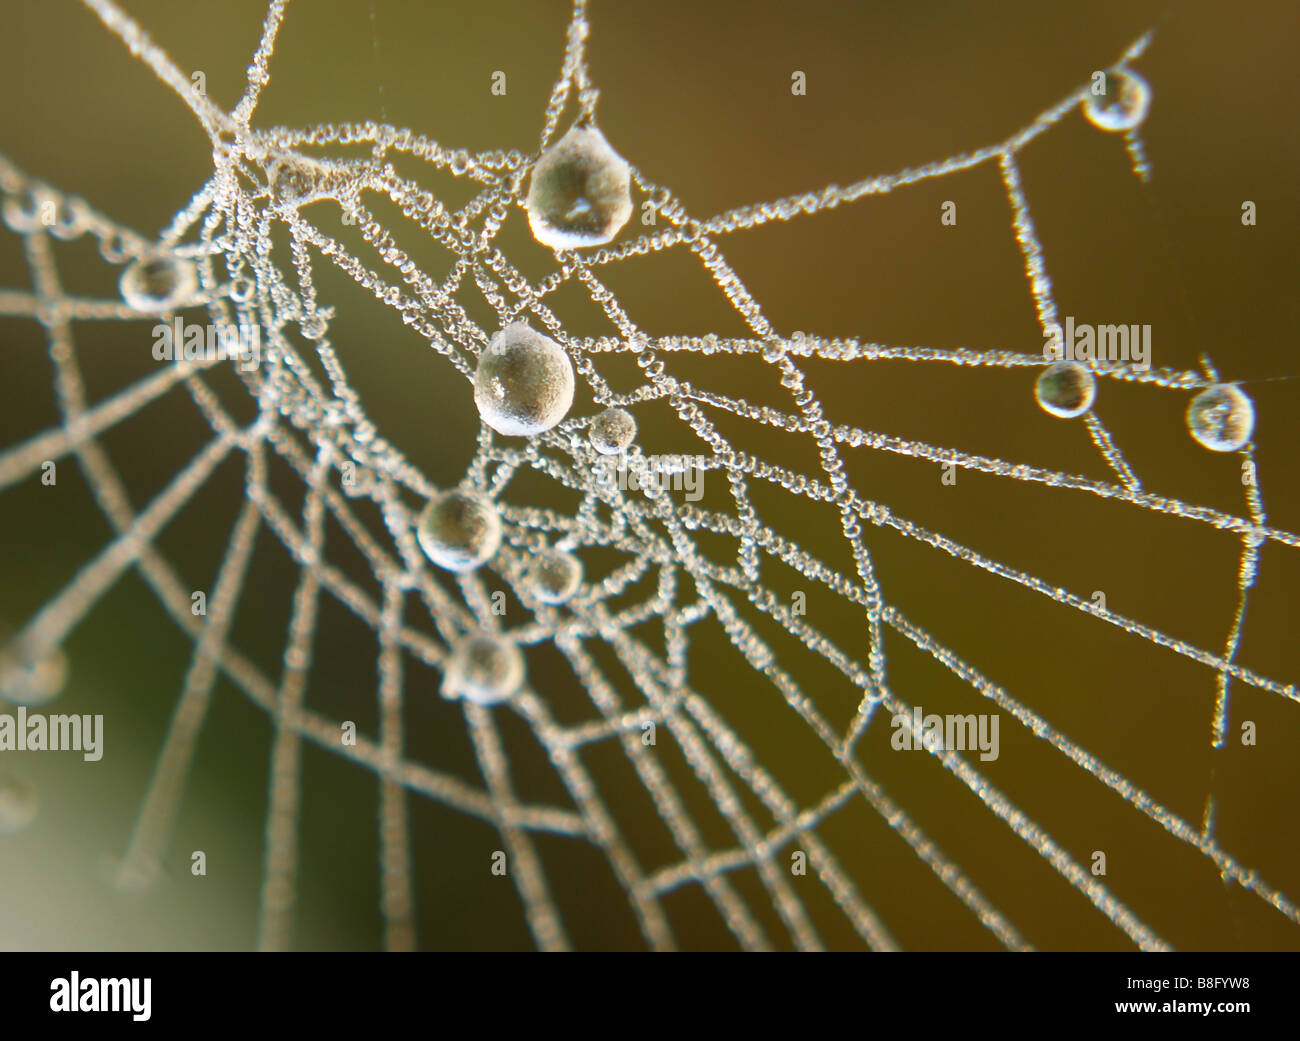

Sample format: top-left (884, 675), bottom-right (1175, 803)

top-left (299, 312), bottom-right (328, 340)
top-left (0, 645), bottom-right (68, 706)
top-left (1186, 383), bottom-right (1254, 452)
top-left (119, 252), bottom-right (198, 312)
top-left (98, 230), bottom-right (132, 264)
top-left (0, 772), bottom-right (37, 834)
top-left (1, 186), bottom-right (43, 233)
top-left (588, 406), bottom-right (636, 455)
top-left (416, 490), bottom-right (502, 572)
top-left (1083, 69), bottom-right (1151, 133)
top-left (442, 632), bottom-right (524, 705)
top-left (266, 155), bottom-right (324, 206)
top-left (473, 322), bottom-right (575, 437)
top-left (526, 124), bottom-right (632, 250)
top-left (528, 548), bottom-right (583, 605)
top-left (47, 197), bottom-right (86, 241)
top-left (228, 276), bottom-right (255, 305)
top-left (1035, 361), bottom-right (1096, 419)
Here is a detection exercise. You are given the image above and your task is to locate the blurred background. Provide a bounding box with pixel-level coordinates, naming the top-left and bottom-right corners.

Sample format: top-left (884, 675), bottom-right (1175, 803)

top-left (0, 0), bottom-right (1296, 951)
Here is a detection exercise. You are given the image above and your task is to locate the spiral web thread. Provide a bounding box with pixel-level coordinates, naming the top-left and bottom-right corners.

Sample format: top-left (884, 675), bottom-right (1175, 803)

top-left (0, 0), bottom-right (1296, 951)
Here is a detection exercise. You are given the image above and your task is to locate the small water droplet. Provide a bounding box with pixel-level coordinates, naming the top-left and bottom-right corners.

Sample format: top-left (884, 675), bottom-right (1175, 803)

top-left (228, 276), bottom-right (255, 305)
top-left (1186, 384), bottom-right (1254, 452)
top-left (1083, 68), bottom-right (1151, 133)
top-left (119, 252), bottom-right (198, 312)
top-left (1, 186), bottom-right (44, 233)
top-left (588, 406), bottom-right (636, 455)
top-left (442, 632), bottom-right (524, 705)
top-left (528, 548), bottom-right (583, 605)
top-left (1, 645), bottom-right (68, 706)
top-left (299, 312), bottom-right (328, 339)
top-left (1035, 360), bottom-right (1096, 419)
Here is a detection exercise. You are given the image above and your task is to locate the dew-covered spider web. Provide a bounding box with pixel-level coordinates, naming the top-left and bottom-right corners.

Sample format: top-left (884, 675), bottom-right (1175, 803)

top-left (1, 0), bottom-right (1297, 951)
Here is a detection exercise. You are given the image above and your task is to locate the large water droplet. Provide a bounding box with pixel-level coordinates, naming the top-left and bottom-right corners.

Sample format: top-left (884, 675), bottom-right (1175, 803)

top-left (526, 124), bottom-right (633, 250)
top-left (1035, 361), bottom-right (1096, 419)
top-left (588, 406), bottom-right (636, 455)
top-left (417, 490), bottom-right (502, 572)
top-left (119, 252), bottom-right (198, 312)
top-left (528, 548), bottom-right (583, 605)
top-left (1186, 384), bottom-right (1254, 452)
top-left (1083, 68), bottom-right (1151, 133)
top-left (0, 644), bottom-right (67, 706)
top-left (474, 322), bottom-right (575, 437)
top-left (442, 632), bottom-right (524, 705)
top-left (0, 772), bottom-right (37, 834)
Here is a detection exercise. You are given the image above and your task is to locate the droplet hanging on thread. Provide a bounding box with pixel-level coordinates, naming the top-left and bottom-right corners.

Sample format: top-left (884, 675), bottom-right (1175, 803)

top-left (1083, 68), bottom-right (1151, 133)
top-left (417, 489), bottom-right (502, 572)
top-left (527, 548), bottom-right (583, 605)
top-left (1186, 384), bottom-right (1254, 452)
top-left (588, 406), bottom-right (636, 455)
top-left (1035, 360), bottom-right (1096, 419)
top-left (474, 322), bottom-right (575, 437)
top-left (526, 123), bottom-right (633, 250)
top-left (442, 632), bottom-right (524, 705)
top-left (119, 251), bottom-right (198, 312)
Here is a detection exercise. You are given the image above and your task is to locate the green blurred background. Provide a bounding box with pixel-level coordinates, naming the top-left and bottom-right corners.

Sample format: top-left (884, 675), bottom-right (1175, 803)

top-left (0, 0), bottom-right (1296, 951)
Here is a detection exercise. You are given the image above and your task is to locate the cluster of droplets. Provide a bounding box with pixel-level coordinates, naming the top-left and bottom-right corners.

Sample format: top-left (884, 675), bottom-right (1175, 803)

top-left (412, 491), bottom-right (527, 704)
top-left (455, 117), bottom-right (640, 699)
top-left (409, 119), bottom-right (649, 705)
top-left (1033, 362), bottom-right (1254, 453)
top-left (0, 642), bottom-right (68, 836)
top-left (1, 233), bottom-right (206, 839)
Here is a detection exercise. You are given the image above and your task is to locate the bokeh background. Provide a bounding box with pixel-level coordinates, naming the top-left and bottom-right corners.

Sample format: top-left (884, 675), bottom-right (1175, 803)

top-left (0, 0), bottom-right (1296, 951)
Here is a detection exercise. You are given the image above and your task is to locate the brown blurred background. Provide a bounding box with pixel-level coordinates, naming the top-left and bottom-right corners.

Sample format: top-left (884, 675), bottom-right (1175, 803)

top-left (0, 0), bottom-right (1296, 951)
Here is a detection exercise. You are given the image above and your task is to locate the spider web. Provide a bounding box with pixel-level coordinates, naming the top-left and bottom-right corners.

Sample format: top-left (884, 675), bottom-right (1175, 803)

top-left (0, 0), bottom-right (1297, 951)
